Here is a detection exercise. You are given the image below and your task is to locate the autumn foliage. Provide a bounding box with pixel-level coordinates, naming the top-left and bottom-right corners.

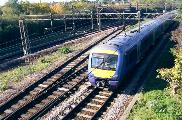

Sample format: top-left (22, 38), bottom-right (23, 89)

top-left (157, 23), bottom-right (182, 95)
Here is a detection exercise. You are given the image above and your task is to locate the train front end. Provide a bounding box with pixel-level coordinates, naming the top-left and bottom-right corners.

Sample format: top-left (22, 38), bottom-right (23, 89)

top-left (88, 47), bottom-right (120, 89)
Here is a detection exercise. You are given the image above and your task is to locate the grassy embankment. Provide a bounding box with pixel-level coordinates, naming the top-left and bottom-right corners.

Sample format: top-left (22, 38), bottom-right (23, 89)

top-left (128, 33), bottom-right (182, 119)
top-left (0, 46), bottom-right (73, 92)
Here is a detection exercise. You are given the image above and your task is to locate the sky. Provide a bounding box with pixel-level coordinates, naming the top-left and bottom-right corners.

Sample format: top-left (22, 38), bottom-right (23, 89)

top-left (0, 0), bottom-right (62, 6)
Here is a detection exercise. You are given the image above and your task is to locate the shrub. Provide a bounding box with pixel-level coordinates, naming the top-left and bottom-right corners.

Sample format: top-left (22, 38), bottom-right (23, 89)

top-left (59, 47), bottom-right (71, 54)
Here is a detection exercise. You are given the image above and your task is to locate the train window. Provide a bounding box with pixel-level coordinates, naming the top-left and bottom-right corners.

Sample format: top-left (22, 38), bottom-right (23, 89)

top-left (91, 53), bottom-right (118, 71)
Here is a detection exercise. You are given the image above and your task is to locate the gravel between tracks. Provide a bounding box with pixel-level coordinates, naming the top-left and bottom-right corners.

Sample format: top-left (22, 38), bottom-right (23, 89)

top-left (101, 94), bottom-right (133, 120)
top-left (41, 82), bottom-right (92, 120)
top-left (0, 27), bottom-right (117, 105)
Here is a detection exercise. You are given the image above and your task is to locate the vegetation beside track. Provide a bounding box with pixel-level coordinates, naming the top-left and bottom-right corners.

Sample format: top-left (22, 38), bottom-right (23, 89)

top-left (128, 21), bottom-right (182, 120)
top-left (0, 44), bottom-right (78, 92)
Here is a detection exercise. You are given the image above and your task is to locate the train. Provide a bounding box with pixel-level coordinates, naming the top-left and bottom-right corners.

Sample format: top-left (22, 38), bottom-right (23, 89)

top-left (88, 11), bottom-right (176, 89)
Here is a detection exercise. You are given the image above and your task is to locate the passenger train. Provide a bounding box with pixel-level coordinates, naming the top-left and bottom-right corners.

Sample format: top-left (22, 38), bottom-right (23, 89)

top-left (88, 11), bottom-right (176, 89)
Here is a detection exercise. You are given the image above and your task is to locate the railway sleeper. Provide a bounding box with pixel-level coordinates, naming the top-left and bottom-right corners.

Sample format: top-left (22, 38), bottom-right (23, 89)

top-left (28, 108), bottom-right (37, 113)
top-left (82, 108), bottom-right (96, 113)
top-left (80, 110), bottom-right (94, 116)
top-left (41, 99), bottom-right (50, 104)
top-left (38, 84), bottom-right (49, 88)
top-left (77, 113), bottom-right (92, 119)
top-left (35, 104), bottom-right (44, 108)
top-left (66, 81), bottom-right (77, 86)
top-left (0, 114), bottom-right (6, 119)
top-left (42, 80), bottom-right (53, 85)
top-left (52, 75), bottom-right (62, 79)
top-left (86, 105), bottom-right (100, 111)
top-left (11, 104), bottom-right (19, 109)
top-left (58, 87), bottom-right (69, 92)
top-left (62, 84), bottom-right (73, 89)
top-left (92, 100), bottom-right (104, 105)
top-left (99, 91), bottom-right (111, 97)
top-left (29, 90), bottom-right (41, 97)
top-left (17, 100), bottom-right (27, 106)
top-left (47, 95), bottom-right (57, 100)
top-left (71, 78), bottom-right (81, 83)
top-left (20, 114), bottom-right (31, 119)
top-left (87, 103), bottom-right (101, 108)
top-left (4, 109), bottom-right (13, 114)
top-left (47, 78), bottom-right (58, 82)
top-left (95, 95), bottom-right (108, 99)
top-left (34, 87), bottom-right (43, 92)
top-left (92, 98), bottom-right (105, 103)
top-left (52, 91), bottom-right (63, 96)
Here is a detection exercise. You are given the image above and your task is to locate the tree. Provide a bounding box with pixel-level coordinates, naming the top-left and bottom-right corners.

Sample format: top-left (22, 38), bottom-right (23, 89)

top-left (51, 3), bottom-right (65, 14)
top-left (0, 8), bottom-right (3, 16)
top-left (2, 0), bottom-right (20, 16)
top-left (8, 0), bottom-right (18, 4)
top-left (28, 3), bottom-right (50, 15)
top-left (19, 1), bottom-right (31, 15)
top-left (157, 48), bottom-right (182, 95)
top-left (157, 19), bottom-right (182, 96)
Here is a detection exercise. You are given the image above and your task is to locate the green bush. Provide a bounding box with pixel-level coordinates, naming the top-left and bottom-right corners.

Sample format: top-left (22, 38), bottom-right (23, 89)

top-left (59, 47), bottom-right (71, 54)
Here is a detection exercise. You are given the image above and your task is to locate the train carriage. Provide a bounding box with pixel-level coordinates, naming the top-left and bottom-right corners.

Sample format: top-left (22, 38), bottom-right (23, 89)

top-left (88, 11), bottom-right (176, 89)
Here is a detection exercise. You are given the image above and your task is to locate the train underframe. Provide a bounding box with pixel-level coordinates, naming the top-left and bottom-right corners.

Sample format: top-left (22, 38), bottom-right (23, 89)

top-left (89, 76), bottom-right (119, 89)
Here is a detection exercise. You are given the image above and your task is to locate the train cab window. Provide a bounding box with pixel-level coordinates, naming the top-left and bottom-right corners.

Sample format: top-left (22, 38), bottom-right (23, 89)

top-left (91, 53), bottom-right (118, 71)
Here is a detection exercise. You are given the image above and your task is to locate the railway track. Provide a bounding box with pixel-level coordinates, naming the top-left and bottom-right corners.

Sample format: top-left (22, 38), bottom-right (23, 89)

top-left (62, 88), bottom-right (114, 120)
top-left (0, 54), bottom-right (88, 119)
top-left (0, 25), bottom-right (126, 120)
top-left (0, 20), bottom-right (126, 63)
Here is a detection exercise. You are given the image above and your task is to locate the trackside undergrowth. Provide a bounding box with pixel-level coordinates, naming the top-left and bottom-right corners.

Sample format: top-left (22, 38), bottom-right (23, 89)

top-left (0, 45), bottom-right (73, 92)
top-left (127, 39), bottom-right (182, 120)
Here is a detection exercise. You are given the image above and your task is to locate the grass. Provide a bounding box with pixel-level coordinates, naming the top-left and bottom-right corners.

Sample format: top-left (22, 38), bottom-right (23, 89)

top-left (0, 46), bottom-right (72, 92)
top-left (127, 41), bottom-right (182, 120)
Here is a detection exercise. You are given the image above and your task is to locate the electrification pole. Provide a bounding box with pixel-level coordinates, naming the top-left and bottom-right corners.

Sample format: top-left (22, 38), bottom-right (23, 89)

top-left (91, 11), bottom-right (94, 30)
top-left (19, 19), bottom-right (30, 56)
top-left (137, 11), bottom-right (141, 32)
top-left (72, 5), bottom-right (75, 31)
top-left (64, 15), bottom-right (67, 32)
top-left (50, 13), bottom-right (53, 32)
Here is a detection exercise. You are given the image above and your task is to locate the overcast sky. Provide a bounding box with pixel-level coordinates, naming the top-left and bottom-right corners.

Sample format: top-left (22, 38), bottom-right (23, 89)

top-left (0, 0), bottom-right (62, 6)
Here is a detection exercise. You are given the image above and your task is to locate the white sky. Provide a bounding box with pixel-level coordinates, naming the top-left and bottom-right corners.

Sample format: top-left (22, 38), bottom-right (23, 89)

top-left (0, 0), bottom-right (62, 6)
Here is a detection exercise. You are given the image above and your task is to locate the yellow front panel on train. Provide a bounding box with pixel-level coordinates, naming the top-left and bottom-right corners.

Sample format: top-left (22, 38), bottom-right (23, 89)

top-left (91, 68), bottom-right (115, 78)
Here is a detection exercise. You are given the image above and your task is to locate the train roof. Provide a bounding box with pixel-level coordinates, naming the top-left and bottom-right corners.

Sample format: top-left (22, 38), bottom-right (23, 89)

top-left (91, 11), bottom-right (176, 53)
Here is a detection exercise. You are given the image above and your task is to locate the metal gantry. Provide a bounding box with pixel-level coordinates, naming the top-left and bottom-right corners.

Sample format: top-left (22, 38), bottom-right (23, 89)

top-left (18, 2), bottom-right (179, 57)
top-left (19, 19), bottom-right (31, 56)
